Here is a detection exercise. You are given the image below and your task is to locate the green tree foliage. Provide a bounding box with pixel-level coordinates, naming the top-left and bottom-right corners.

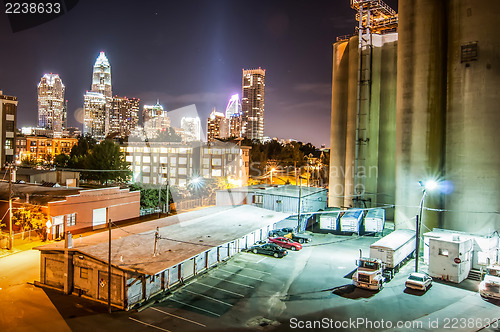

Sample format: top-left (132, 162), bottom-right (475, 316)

top-left (84, 140), bottom-right (130, 184)
top-left (68, 134), bottom-right (97, 169)
top-left (129, 183), bottom-right (173, 209)
top-left (12, 205), bottom-right (48, 231)
top-left (53, 153), bottom-right (70, 168)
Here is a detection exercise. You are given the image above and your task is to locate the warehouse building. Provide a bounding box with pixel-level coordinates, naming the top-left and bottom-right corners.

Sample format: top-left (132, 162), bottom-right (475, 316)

top-left (35, 205), bottom-right (289, 310)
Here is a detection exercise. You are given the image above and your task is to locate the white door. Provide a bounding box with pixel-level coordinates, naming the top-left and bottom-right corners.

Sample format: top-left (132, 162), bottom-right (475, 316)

top-left (93, 208), bottom-right (106, 227)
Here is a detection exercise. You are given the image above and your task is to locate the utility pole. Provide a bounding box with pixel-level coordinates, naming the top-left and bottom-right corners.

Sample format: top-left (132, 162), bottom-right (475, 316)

top-left (8, 164), bottom-right (13, 250)
top-left (107, 215), bottom-right (112, 314)
top-left (415, 214), bottom-right (420, 272)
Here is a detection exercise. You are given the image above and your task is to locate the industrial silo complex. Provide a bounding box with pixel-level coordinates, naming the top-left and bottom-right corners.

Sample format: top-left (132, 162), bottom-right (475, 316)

top-left (330, 0), bottom-right (500, 235)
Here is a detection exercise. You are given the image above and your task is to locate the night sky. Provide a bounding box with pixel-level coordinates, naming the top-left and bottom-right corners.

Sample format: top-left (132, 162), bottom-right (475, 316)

top-left (0, 0), bottom-right (397, 147)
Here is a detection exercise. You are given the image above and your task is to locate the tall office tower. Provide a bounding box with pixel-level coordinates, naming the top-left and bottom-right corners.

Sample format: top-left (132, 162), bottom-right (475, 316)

top-left (229, 113), bottom-right (242, 138)
top-left (225, 94), bottom-right (241, 118)
top-left (241, 68), bottom-right (265, 140)
top-left (143, 101), bottom-right (170, 137)
top-left (91, 51), bottom-right (112, 98)
top-left (181, 117), bottom-right (201, 141)
top-left (110, 96), bottom-right (140, 137)
top-left (37, 73), bottom-right (66, 132)
top-left (83, 52), bottom-right (113, 140)
top-left (207, 108), bottom-right (229, 142)
top-left (0, 91), bottom-right (17, 166)
top-left (83, 92), bottom-right (107, 140)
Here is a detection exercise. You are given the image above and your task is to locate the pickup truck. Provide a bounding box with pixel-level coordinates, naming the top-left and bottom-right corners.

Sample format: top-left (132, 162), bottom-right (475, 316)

top-left (268, 228), bottom-right (311, 243)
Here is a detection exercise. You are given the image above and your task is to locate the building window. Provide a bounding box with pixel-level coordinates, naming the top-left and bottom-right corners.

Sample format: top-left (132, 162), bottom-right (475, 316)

top-left (80, 267), bottom-right (89, 279)
top-left (4, 139), bottom-right (13, 150)
top-left (438, 248), bottom-right (449, 257)
top-left (67, 213), bottom-right (76, 226)
top-left (461, 42), bottom-right (478, 63)
top-left (5, 121), bottom-right (14, 132)
top-left (253, 195), bottom-right (263, 204)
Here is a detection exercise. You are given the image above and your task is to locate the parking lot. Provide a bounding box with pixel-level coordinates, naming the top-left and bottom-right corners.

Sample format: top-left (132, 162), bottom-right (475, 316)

top-left (53, 232), bottom-right (500, 332)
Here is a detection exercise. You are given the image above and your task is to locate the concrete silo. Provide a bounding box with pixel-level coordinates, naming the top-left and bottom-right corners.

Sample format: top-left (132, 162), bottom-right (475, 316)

top-left (395, 0), bottom-right (448, 230)
top-left (444, 1), bottom-right (500, 233)
top-left (329, 0), bottom-right (398, 216)
top-left (395, 0), bottom-right (500, 234)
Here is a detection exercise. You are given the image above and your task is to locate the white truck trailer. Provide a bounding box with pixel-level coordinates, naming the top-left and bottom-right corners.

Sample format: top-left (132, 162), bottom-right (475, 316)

top-left (340, 210), bottom-right (364, 234)
top-left (352, 229), bottom-right (416, 290)
top-left (319, 211), bottom-right (341, 232)
top-left (363, 208), bottom-right (385, 235)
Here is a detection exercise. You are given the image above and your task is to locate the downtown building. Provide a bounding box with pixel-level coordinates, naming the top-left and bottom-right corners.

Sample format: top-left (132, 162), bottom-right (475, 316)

top-left (142, 101), bottom-right (170, 139)
top-left (241, 68), bottom-right (265, 140)
top-left (181, 116), bottom-right (202, 141)
top-left (122, 141), bottom-right (250, 188)
top-left (37, 73), bottom-right (67, 133)
top-left (83, 52), bottom-right (139, 140)
top-left (206, 95), bottom-right (243, 142)
top-left (110, 96), bottom-right (140, 137)
top-left (0, 91), bottom-right (17, 166)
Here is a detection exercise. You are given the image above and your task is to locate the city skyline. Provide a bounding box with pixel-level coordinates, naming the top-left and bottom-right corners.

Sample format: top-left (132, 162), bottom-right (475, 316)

top-left (0, 0), bottom-right (398, 147)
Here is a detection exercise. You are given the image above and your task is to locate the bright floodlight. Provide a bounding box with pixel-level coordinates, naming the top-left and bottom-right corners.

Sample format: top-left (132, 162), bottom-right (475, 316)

top-left (423, 180), bottom-right (438, 191)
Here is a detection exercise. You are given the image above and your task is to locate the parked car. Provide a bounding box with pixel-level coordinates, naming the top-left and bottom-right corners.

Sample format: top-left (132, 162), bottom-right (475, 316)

top-left (269, 237), bottom-right (302, 251)
top-left (268, 228), bottom-right (312, 243)
top-left (405, 272), bottom-right (433, 291)
top-left (249, 242), bottom-right (288, 258)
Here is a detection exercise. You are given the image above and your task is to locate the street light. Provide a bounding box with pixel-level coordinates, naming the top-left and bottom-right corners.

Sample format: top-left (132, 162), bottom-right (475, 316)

top-left (297, 175), bottom-right (306, 233)
top-left (415, 180), bottom-right (439, 272)
top-left (270, 168), bottom-right (275, 185)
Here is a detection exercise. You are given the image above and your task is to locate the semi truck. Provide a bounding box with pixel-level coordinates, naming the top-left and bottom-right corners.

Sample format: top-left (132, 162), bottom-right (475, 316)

top-left (352, 229), bottom-right (416, 291)
top-left (340, 210), bottom-right (364, 234)
top-left (479, 264), bottom-right (500, 300)
top-left (363, 208), bottom-right (385, 235)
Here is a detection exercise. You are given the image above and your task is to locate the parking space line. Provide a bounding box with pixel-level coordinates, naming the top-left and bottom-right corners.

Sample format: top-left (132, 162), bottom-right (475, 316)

top-left (183, 289), bottom-right (233, 306)
top-left (208, 275), bottom-right (254, 288)
top-left (225, 263), bottom-right (272, 275)
top-left (217, 269), bottom-right (263, 281)
top-left (150, 307), bottom-right (206, 327)
top-left (256, 257), bottom-right (266, 264)
top-left (194, 281), bottom-right (245, 297)
top-left (129, 317), bottom-right (172, 332)
top-left (169, 298), bottom-right (221, 317)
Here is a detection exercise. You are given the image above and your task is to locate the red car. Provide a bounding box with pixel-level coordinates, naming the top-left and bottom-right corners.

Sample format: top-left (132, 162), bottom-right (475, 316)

top-left (269, 237), bottom-right (302, 251)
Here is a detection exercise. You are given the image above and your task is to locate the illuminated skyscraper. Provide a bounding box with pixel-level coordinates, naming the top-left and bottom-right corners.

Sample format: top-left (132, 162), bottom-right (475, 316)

top-left (38, 74), bottom-right (66, 132)
top-left (110, 96), bottom-right (140, 137)
top-left (83, 52), bottom-right (113, 140)
top-left (241, 68), bottom-right (265, 140)
top-left (143, 101), bottom-right (170, 138)
top-left (225, 94), bottom-right (241, 118)
top-left (91, 51), bottom-right (112, 98)
top-left (83, 92), bottom-right (107, 139)
top-left (181, 117), bottom-right (201, 141)
top-left (207, 108), bottom-right (229, 142)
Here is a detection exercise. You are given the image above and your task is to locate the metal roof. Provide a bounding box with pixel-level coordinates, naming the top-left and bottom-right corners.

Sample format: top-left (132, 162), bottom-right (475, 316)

top-left (36, 205), bottom-right (290, 275)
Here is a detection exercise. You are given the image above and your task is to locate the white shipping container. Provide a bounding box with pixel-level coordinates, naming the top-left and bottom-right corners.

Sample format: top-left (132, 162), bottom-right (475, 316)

top-left (364, 208), bottom-right (385, 234)
top-left (340, 210), bottom-right (364, 233)
top-left (319, 212), bottom-right (341, 231)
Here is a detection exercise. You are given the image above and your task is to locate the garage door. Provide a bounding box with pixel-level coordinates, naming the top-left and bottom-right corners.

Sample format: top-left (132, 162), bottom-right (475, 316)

top-left (44, 258), bottom-right (64, 288)
top-left (93, 208), bottom-right (106, 227)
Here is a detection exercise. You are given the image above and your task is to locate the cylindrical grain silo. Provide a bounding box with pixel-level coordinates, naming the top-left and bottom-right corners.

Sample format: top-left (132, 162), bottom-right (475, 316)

top-left (329, 40), bottom-right (350, 208)
top-left (395, 0), bottom-right (448, 230)
top-left (330, 31), bottom-right (398, 213)
top-left (444, 1), bottom-right (500, 233)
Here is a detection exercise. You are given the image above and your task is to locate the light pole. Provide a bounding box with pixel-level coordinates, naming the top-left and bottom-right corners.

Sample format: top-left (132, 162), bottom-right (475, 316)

top-left (270, 168), bottom-right (275, 185)
top-left (297, 175), bottom-right (306, 233)
top-left (415, 180), bottom-right (438, 272)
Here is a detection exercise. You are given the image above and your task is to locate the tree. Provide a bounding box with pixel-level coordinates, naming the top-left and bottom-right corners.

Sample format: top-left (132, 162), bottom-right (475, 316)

top-left (84, 140), bottom-right (130, 184)
top-left (68, 134), bottom-right (97, 169)
top-left (53, 153), bottom-right (70, 168)
top-left (129, 183), bottom-right (173, 209)
top-left (12, 205), bottom-right (47, 231)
